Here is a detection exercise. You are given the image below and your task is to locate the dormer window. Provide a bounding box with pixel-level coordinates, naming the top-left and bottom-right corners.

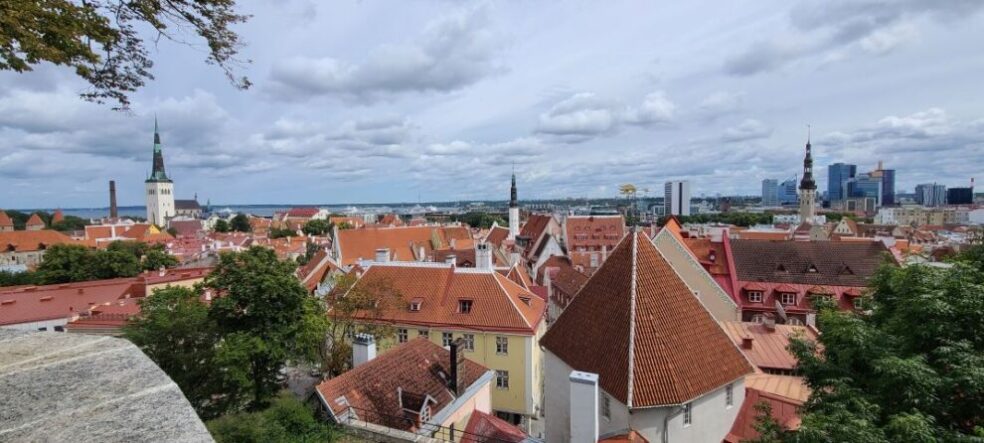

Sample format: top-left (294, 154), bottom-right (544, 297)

top-left (747, 291), bottom-right (763, 303)
top-left (775, 263), bottom-right (787, 273)
top-left (806, 264), bottom-right (819, 273)
top-left (780, 293), bottom-right (797, 305)
top-left (409, 298), bottom-right (422, 312)
top-left (519, 296), bottom-right (531, 305)
top-left (458, 299), bottom-right (473, 314)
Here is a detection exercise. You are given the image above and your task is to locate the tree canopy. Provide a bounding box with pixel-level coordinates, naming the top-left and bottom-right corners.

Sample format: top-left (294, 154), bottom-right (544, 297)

top-left (785, 248), bottom-right (984, 442)
top-left (214, 219), bottom-right (231, 233)
top-left (230, 213), bottom-right (251, 232)
top-left (1, 0), bottom-right (250, 109)
top-left (302, 219), bottom-right (331, 236)
top-left (206, 392), bottom-right (339, 443)
top-left (17, 241), bottom-right (178, 286)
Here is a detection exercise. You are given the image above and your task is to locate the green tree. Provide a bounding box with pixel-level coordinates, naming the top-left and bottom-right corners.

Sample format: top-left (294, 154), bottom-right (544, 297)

top-left (214, 219), bottom-right (231, 233)
top-left (207, 392), bottom-right (338, 443)
top-left (1, 0), bottom-right (249, 109)
top-left (51, 215), bottom-right (88, 232)
top-left (205, 247), bottom-right (322, 408)
top-left (268, 227), bottom-right (296, 239)
top-left (0, 270), bottom-right (37, 287)
top-left (230, 213), bottom-right (251, 232)
top-left (322, 273), bottom-right (401, 376)
top-left (87, 249), bottom-right (142, 279)
top-left (301, 219), bottom-right (331, 236)
top-left (787, 259), bottom-right (984, 442)
top-left (143, 247), bottom-right (179, 271)
top-left (34, 244), bottom-right (96, 284)
top-left (743, 402), bottom-right (788, 443)
top-left (124, 286), bottom-right (234, 419)
top-left (107, 241), bottom-right (178, 271)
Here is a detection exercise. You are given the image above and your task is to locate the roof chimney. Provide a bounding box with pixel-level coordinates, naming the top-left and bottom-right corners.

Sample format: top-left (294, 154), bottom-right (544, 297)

top-left (763, 315), bottom-right (776, 332)
top-left (569, 371), bottom-right (599, 443)
top-left (449, 338), bottom-right (466, 396)
top-left (476, 242), bottom-right (493, 270)
top-left (741, 337), bottom-right (754, 350)
top-left (375, 248), bottom-right (390, 263)
top-left (352, 334), bottom-right (376, 368)
top-left (445, 254), bottom-right (457, 266)
top-left (109, 180), bottom-right (118, 219)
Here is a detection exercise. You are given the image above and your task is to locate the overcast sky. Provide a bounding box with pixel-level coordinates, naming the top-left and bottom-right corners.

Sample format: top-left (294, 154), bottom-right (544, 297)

top-left (2, 0), bottom-right (983, 208)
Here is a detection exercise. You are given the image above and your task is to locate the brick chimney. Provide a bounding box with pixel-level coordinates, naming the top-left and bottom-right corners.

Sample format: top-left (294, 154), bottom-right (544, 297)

top-left (109, 180), bottom-right (118, 219)
top-left (569, 371), bottom-right (599, 443)
top-left (449, 338), bottom-right (467, 396)
top-left (742, 337), bottom-right (754, 349)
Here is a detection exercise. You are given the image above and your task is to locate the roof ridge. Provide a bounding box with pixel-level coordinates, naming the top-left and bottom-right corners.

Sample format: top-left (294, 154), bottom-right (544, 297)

top-left (492, 272), bottom-right (532, 330)
top-left (627, 231), bottom-right (638, 408)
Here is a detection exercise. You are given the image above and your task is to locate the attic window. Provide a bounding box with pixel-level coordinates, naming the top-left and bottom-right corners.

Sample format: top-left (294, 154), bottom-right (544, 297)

top-left (519, 296), bottom-right (531, 305)
top-left (774, 264), bottom-right (788, 273)
top-left (458, 299), bottom-right (473, 314)
top-left (839, 264), bottom-right (854, 275)
top-left (409, 301), bottom-right (422, 312)
top-left (806, 264), bottom-right (819, 273)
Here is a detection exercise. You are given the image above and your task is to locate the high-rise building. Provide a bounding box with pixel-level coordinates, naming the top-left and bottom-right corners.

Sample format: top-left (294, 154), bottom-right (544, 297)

top-left (761, 179), bottom-right (778, 207)
top-left (827, 163), bottom-right (856, 203)
top-left (664, 180), bottom-right (691, 216)
top-left (778, 178), bottom-right (798, 205)
top-left (145, 119), bottom-right (175, 227)
top-left (867, 161), bottom-right (895, 206)
top-left (947, 187), bottom-right (973, 205)
top-left (915, 183), bottom-right (947, 207)
top-left (846, 173), bottom-right (883, 206)
top-left (798, 138), bottom-right (817, 223)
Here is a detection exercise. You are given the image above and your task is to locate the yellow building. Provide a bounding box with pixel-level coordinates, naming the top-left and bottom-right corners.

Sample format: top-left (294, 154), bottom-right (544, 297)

top-left (342, 261), bottom-right (547, 436)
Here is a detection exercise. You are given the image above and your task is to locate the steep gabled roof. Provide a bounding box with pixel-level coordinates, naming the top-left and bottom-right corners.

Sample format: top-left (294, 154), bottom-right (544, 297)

top-left (730, 239), bottom-right (891, 287)
top-left (541, 231), bottom-right (752, 407)
top-left (462, 410), bottom-right (530, 443)
top-left (25, 213), bottom-right (45, 228)
top-left (0, 230), bottom-right (76, 252)
top-left (484, 226), bottom-right (510, 248)
top-left (336, 226), bottom-right (471, 266)
top-left (315, 338), bottom-right (488, 432)
top-left (0, 211), bottom-right (13, 228)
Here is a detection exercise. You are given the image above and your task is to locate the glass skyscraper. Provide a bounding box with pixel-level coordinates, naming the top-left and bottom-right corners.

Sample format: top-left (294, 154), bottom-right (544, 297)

top-left (827, 163), bottom-right (856, 202)
top-left (761, 179), bottom-right (778, 207)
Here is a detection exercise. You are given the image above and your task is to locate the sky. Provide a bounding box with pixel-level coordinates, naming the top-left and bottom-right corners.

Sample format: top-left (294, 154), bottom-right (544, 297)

top-left (2, 0), bottom-right (984, 208)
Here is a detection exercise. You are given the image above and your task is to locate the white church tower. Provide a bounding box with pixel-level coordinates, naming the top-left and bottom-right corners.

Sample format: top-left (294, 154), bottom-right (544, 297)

top-left (508, 170), bottom-right (520, 240)
top-left (798, 131), bottom-right (817, 224)
top-left (145, 119), bottom-right (175, 227)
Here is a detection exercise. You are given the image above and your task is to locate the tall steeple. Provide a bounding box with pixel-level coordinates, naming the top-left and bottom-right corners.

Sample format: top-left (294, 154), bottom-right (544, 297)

top-left (798, 126), bottom-right (817, 224)
top-left (508, 166), bottom-right (520, 240)
top-left (148, 117), bottom-right (171, 183)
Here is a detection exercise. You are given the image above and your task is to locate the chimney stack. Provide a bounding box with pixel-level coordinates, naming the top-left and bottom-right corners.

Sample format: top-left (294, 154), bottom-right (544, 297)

top-left (445, 254), bottom-right (457, 266)
top-left (449, 338), bottom-right (466, 396)
top-left (476, 242), bottom-right (493, 270)
top-left (569, 371), bottom-right (599, 443)
top-left (741, 337), bottom-right (754, 350)
top-left (109, 180), bottom-right (118, 219)
top-left (763, 315), bottom-right (776, 332)
top-left (375, 248), bottom-right (390, 263)
top-left (352, 334), bottom-right (376, 367)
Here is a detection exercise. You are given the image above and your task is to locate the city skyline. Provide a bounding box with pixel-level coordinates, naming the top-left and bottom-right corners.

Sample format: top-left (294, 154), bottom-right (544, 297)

top-left (2, 1), bottom-right (984, 208)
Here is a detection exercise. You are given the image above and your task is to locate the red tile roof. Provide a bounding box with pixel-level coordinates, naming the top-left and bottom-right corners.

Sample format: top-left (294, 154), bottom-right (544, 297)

top-left (719, 321), bottom-right (817, 372)
top-left (0, 211), bottom-right (12, 228)
top-left (287, 207), bottom-right (320, 217)
top-left (348, 263), bottom-right (545, 334)
top-left (316, 338), bottom-right (488, 432)
top-left (0, 230), bottom-right (76, 252)
top-left (541, 231), bottom-right (753, 407)
top-left (143, 267), bottom-right (211, 286)
top-left (51, 210), bottom-right (64, 224)
top-left (461, 411), bottom-right (529, 443)
top-left (26, 213), bottom-right (45, 228)
top-left (298, 249), bottom-right (341, 292)
top-left (599, 431), bottom-right (650, 443)
top-left (336, 226), bottom-right (471, 266)
top-left (0, 278), bottom-right (143, 326)
top-left (724, 387), bottom-right (803, 443)
top-left (564, 215), bottom-right (625, 249)
top-left (484, 226), bottom-right (510, 248)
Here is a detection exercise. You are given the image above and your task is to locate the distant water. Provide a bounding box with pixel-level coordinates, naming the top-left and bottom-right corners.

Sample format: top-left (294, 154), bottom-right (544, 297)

top-left (29, 203), bottom-right (467, 220)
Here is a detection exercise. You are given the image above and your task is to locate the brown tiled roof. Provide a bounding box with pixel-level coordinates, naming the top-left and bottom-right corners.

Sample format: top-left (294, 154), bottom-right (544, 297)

top-left (744, 373), bottom-right (810, 403)
top-left (52, 210), bottom-right (64, 224)
top-left (298, 249), bottom-right (340, 292)
top-left (336, 226), bottom-right (471, 266)
top-left (724, 387), bottom-right (803, 443)
top-left (519, 214), bottom-right (552, 250)
top-left (541, 232), bottom-right (752, 407)
top-left (25, 213), bottom-right (45, 228)
top-left (0, 211), bottom-right (12, 228)
top-left (0, 230), bottom-right (75, 252)
top-left (288, 207), bottom-right (320, 217)
top-left (349, 263), bottom-right (545, 333)
top-left (599, 431), bottom-right (650, 443)
top-left (169, 220), bottom-right (203, 237)
top-left (551, 260), bottom-right (589, 297)
top-left (564, 215), bottom-right (625, 249)
top-left (719, 321), bottom-right (817, 372)
top-left (0, 278), bottom-right (143, 326)
top-left (315, 338), bottom-right (487, 432)
top-left (730, 239), bottom-right (891, 287)
top-left (484, 226), bottom-right (509, 247)
top-left (461, 411), bottom-right (529, 443)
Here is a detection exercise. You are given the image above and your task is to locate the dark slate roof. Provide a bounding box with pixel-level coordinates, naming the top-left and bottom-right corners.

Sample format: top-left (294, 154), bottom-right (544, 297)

top-left (174, 200), bottom-right (202, 211)
top-left (0, 329), bottom-right (212, 442)
top-left (729, 239), bottom-right (892, 287)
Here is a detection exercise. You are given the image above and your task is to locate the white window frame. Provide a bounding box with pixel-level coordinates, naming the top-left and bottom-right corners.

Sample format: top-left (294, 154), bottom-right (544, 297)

top-left (397, 328), bottom-right (408, 343)
top-left (463, 334), bottom-right (475, 352)
top-left (751, 314), bottom-right (766, 324)
top-left (747, 291), bottom-right (763, 303)
top-left (418, 329), bottom-right (429, 339)
top-left (602, 394), bottom-right (611, 421)
top-left (458, 299), bottom-right (473, 314)
top-left (496, 336), bottom-right (508, 355)
top-left (683, 402), bottom-right (692, 426)
top-left (725, 384), bottom-right (734, 408)
top-left (442, 332), bottom-right (453, 347)
top-left (780, 292), bottom-right (796, 305)
top-left (787, 317), bottom-right (804, 326)
top-left (495, 370), bottom-right (509, 389)
top-left (853, 297), bottom-right (864, 310)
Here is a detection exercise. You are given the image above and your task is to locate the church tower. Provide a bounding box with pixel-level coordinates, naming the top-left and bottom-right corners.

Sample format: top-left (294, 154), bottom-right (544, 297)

top-left (145, 119), bottom-right (175, 227)
top-left (798, 131), bottom-right (817, 224)
top-left (508, 170), bottom-right (520, 240)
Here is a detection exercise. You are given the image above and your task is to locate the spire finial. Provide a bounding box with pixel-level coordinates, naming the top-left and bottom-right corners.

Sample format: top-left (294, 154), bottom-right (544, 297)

top-left (807, 124), bottom-right (811, 145)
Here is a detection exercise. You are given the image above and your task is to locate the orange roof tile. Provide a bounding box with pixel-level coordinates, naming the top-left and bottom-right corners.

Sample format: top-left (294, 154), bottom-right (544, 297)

top-left (25, 213), bottom-right (45, 228)
top-left (461, 411), bottom-right (529, 443)
top-left (484, 226), bottom-right (509, 247)
top-left (719, 321), bottom-right (817, 372)
top-left (0, 211), bottom-right (12, 228)
top-left (743, 373), bottom-right (810, 403)
top-left (347, 263), bottom-right (545, 334)
top-left (316, 338), bottom-right (487, 432)
top-left (0, 278), bottom-right (143, 326)
top-left (336, 226), bottom-right (471, 266)
top-left (52, 210), bottom-right (64, 224)
top-left (541, 232), bottom-right (753, 407)
top-left (0, 229), bottom-right (75, 252)
top-left (724, 387), bottom-right (803, 443)
top-left (599, 431), bottom-right (650, 443)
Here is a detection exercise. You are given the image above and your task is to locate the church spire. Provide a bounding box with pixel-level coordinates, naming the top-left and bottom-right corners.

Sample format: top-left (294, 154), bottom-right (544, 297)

top-left (510, 166), bottom-right (518, 208)
top-left (799, 126), bottom-right (816, 191)
top-left (147, 118), bottom-right (171, 183)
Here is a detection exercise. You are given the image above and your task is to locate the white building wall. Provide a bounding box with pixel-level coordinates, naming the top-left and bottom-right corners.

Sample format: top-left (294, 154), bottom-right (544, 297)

top-left (146, 181), bottom-right (175, 227)
top-left (2, 318), bottom-right (71, 332)
top-left (545, 351), bottom-right (573, 442)
top-left (629, 379), bottom-right (745, 443)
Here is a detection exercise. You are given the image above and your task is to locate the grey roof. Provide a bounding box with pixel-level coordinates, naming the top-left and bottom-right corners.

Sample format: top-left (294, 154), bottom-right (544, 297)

top-left (175, 200), bottom-right (202, 211)
top-left (0, 330), bottom-right (213, 443)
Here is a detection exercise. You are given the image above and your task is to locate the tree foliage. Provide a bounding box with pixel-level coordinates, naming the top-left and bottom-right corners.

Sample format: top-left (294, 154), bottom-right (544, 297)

top-left (786, 257), bottom-right (984, 442)
top-left (0, 0), bottom-right (250, 109)
top-left (268, 227), bottom-right (296, 239)
top-left (230, 213), bottom-right (251, 232)
top-left (34, 244), bottom-right (141, 284)
top-left (743, 401), bottom-right (789, 443)
top-left (214, 218), bottom-right (231, 233)
top-left (452, 211), bottom-right (505, 229)
top-left (206, 392), bottom-right (339, 443)
top-left (321, 272), bottom-right (401, 376)
top-left (302, 219), bottom-right (331, 236)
